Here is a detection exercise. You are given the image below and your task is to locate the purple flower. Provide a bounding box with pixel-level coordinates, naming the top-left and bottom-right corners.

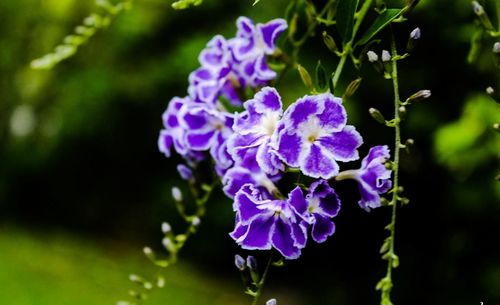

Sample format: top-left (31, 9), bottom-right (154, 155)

top-left (276, 93), bottom-right (363, 179)
top-left (230, 184), bottom-right (308, 259)
top-left (232, 17), bottom-right (287, 62)
top-left (230, 17), bottom-right (287, 86)
top-left (158, 96), bottom-right (191, 157)
top-left (228, 87), bottom-right (284, 175)
top-left (179, 102), bottom-right (233, 152)
top-left (291, 180), bottom-right (341, 243)
top-left (336, 145), bottom-right (392, 211)
top-left (356, 145), bottom-right (392, 211)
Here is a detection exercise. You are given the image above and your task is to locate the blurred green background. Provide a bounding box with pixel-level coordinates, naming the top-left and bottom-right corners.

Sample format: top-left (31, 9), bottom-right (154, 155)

top-left (0, 0), bottom-right (499, 305)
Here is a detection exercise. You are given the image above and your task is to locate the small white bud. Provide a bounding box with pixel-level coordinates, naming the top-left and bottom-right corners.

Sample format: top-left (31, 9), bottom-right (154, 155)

top-left (366, 51), bottom-right (378, 62)
top-left (493, 42), bottom-right (500, 54)
top-left (381, 50), bottom-right (391, 62)
top-left (246, 255), bottom-right (257, 270)
top-left (191, 216), bottom-right (201, 226)
top-left (171, 186), bottom-right (182, 202)
top-left (266, 299), bottom-right (277, 305)
top-left (162, 237), bottom-right (176, 252)
top-left (116, 301), bottom-right (130, 305)
top-left (410, 27), bottom-right (421, 40)
top-left (161, 222), bottom-right (172, 234)
top-left (143, 247), bottom-right (153, 255)
top-left (234, 254), bottom-right (246, 271)
top-left (486, 86), bottom-right (495, 95)
top-left (472, 1), bottom-right (484, 15)
top-left (129, 274), bottom-right (140, 282)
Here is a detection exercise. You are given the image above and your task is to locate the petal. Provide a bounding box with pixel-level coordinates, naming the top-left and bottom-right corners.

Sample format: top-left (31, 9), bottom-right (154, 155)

top-left (311, 214), bottom-right (335, 243)
top-left (276, 131), bottom-right (303, 167)
top-left (290, 220), bottom-right (308, 248)
top-left (272, 218), bottom-right (301, 259)
top-left (316, 93), bottom-right (347, 132)
top-left (222, 167), bottom-right (255, 198)
top-left (230, 214), bottom-right (248, 240)
top-left (362, 145), bottom-right (391, 169)
top-left (158, 130), bottom-right (173, 157)
top-left (318, 125), bottom-right (363, 162)
top-left (258, 18), bottom-right (287, 53)
top-left (256, 142), bottom-right (283, 175)
top-left (253, 86), bottom-right (282, 113)
top-left (308, 180), bottom-right (341, 217)
top-left (234, 187), bottom-right (263, 224)
top-left (284, 95), bottom-right (322, 128)
top-left (236, 16), bottom-right (255, 38)
top-left (287, 186), bottom-right (308, 215)
top-left (238, 214), bottom-right (274, 250)
top-left (185, 130), bottom-right (216, 150)
top-left (357, 181), bottom-right (382, 211)
top-left (300, 144), bottom-right (339, 179)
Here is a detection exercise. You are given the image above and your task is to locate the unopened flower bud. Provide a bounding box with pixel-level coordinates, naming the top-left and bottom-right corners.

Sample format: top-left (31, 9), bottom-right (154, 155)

top-left (171, 186), bottom-right (182, 202)
top-left (381, 50), bottom-right (392, 78)
top-left (246, 255), bottom-right (257, 270)
top-left (404, 138), bottom-right (415, 153)
top-left (401, 197), bottom-right (410, 205)
top-left (381, 50), bottom-right (391, 62)
top-left (472, 1), bottom-right (494, 31)
top-left (143, 247), bottom-right (153, 256)
top-left (298, 64), bottom-right (314, 92)
top-left (367, 51), bottom-right (379, 62)
top-left (191, 216), bottom-right (201, 227)
top-left (234, 254), bottom-right (246, 271)
top-left (398, 106), bottom-right (407, 119)
top-left (161, 222), bottom-right (172, 234)
top-left (472, 1), bottom-right (484, 15)
top-left (406, 89), bottom-right (431, 103)
top-left (266, 299), bottom-right (277, 305)
top-left (410, 27), bottom-right (421, 40)
top-left (486, 86), bottom-right (495, 95)
top-left (407, 27), bottom-right (421, 52)
top-left (493, 42), bottom-right (500, 54)
top-left (176, 164), bottom-right (193, 181)
top-left (493, 123), bottom-right (500, 132)
top-left (343, 78), bottom-right (362, 99)
top-left (162, 237), bottom-right (176, 253)
top-left (322, 31), bottom-right (338, 53)
top-left (369, 107), bottom-right (386, 124)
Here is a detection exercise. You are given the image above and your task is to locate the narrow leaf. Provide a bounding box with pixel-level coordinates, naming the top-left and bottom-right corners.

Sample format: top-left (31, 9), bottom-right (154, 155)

top-left (336, 0), bottom-right (359, 44)
top-left (356, 8), bottom-right (402, 46)
top-left (315, 61), bottom-right (327, 90)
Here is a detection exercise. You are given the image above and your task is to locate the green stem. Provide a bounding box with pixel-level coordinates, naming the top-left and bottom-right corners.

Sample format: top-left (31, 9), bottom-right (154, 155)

top-left (380, 27), bottom-right (401, 305)
top-left (290, 0), bottom-right (337, 48)
top-left (251, 253), bottom-right (274, 305)
top-left (332, 0), bottom-right (373, 92)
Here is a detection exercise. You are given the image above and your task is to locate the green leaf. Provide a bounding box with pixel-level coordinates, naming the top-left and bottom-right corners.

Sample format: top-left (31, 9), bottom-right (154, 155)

top-left (315, 61), bottom-right (327, 90)
top-left (336, 0), bottom-right (359, 44)
top-left (356, 8), bottom-right (402, 46)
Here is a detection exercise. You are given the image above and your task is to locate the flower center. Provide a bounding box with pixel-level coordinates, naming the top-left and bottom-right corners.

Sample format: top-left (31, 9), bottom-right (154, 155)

top-left (261, 112), bottom-right (279, 136)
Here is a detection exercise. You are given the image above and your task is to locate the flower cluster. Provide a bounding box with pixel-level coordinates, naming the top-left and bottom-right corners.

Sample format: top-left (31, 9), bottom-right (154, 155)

top-left (158, 16), bottom-right (393, 260)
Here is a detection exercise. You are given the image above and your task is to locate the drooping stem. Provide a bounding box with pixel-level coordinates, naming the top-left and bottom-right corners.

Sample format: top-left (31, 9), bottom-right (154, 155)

top-left (379, 28), bottom-right (402, 305)
top-left (251, 252), bottom-right (274, 305)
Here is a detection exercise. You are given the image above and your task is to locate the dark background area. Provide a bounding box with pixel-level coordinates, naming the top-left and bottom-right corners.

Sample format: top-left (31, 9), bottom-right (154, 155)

top-left (0, 0), bottom-right (499, 305)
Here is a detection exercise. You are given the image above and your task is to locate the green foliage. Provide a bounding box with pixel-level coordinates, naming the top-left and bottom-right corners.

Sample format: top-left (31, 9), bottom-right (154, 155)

top-left (336, 0), bottom-right (359, 44)
top-left (31, 0), bottom-right (132, 70)
top-left (434, 94), bottom-right (500, 178)
top-left (0, 227), bottom-right (246, 305)
top-left (171, 0), bottom-right (202, 10)
top-left (356, 8), bottom-right (403, 46)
